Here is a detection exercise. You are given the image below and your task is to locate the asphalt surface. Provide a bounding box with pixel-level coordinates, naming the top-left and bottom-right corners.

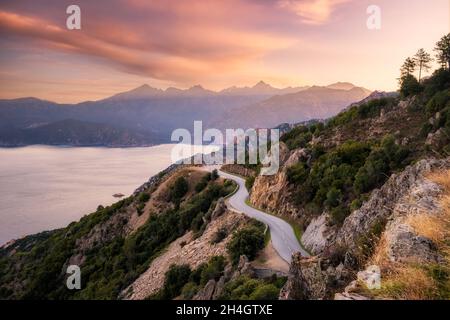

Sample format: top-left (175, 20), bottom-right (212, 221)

top-left (206, 167), bottom-right (310, 263)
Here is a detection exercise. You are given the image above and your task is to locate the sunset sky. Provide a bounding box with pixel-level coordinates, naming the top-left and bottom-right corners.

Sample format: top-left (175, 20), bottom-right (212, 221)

top-left (0, 0), bottom-right (448, 103)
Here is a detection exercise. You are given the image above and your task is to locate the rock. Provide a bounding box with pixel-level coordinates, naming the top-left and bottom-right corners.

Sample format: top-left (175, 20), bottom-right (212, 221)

top-left (221, 164), bottom-right (255, 177)
top-left (211, 198), bottom-right (226, 220)
top-left (385, 223), bottom-right (442, 264)
top-left (301, 213), bottom-right (336, 255)
top-left (250, 143), bottom-right (306, 221)
top-left (194, 280), bottom-right (216, 300)
top-left (279, 255), bottom-right (329, 300)
top-left (232, 255), bottom-right (255, 279)
top-left (212, 276), bottom-right (225, 300)
top-left (426, 128), bottom-right (444, 146)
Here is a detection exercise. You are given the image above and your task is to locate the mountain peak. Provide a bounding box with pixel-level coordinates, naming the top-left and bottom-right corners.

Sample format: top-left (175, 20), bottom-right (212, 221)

top-left (326, 82), bottom-right (357, 90)
top-left (188, 85), bottom-right (206, 91)
top-left (253, 81), bottom-right (273, 89)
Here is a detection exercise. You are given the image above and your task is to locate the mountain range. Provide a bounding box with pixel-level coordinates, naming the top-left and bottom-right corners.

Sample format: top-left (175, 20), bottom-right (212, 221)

top-left (0, 82), bottom-right (371, 147)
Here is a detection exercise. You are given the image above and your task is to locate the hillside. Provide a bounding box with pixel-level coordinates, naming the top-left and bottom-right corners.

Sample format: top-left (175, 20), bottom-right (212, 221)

top-left (0, 119), bottom-right (162, 147)
top-left (247, 68), bottom-right (450, 300)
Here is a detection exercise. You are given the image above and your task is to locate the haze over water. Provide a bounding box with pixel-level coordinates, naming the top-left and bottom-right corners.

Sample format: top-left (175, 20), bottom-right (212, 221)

top-left (0, 144), bottom-right (215, 245)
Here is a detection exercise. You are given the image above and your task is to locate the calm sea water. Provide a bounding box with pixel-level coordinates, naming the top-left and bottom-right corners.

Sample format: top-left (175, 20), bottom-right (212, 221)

top-left (0, 144), bottom-right (216, 245)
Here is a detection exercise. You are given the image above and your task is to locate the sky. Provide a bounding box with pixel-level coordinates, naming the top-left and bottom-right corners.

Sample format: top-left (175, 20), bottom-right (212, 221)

top-left (0, 0), bottom-right (448, 103)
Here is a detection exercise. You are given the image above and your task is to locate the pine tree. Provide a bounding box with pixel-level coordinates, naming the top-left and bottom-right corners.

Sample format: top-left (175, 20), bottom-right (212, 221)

top-left (413, 48), bottom-right (432, 82)
top-left (435, 34), bottom-right (450, 69)
top-left (400, 57), bottom-right (416, 77)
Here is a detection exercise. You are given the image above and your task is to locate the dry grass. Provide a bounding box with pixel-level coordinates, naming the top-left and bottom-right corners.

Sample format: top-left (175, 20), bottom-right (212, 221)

top-left (406, 213), bottom-right (446, 246)
top-left (369, 233), bottom-right (390, 269)
top-left (428, 170), bottom-right (450, 194)
top-left (380, 266), bottom-right (438, 300)
top-left (369, 169), bottom-right (450, 300)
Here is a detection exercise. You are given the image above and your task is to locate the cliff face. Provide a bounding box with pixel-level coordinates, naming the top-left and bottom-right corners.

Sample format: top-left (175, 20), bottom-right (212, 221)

top-left (249, 143), bottom-right (307, 222)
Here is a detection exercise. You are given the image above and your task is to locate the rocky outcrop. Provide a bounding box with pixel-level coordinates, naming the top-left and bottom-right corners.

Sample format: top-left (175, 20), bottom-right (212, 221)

top-left (221, 164), bottom-right (255, 178)
top-left (279, 254), bottom-right (350, 300)
top-left (331, 158), bottom-right (450, 266)
top-left (301, 213), bottom-right (336, 255)
top-left (384, 223), bottom-right (443, 264)
top-left (211, 198), bottom-right (226, 220)
top-left (250, 143), bottom-right (309, 222)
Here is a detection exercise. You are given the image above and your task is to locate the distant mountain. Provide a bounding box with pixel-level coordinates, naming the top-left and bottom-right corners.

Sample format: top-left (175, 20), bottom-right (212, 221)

top-left (216, 85), bottom-right (371, 129)
top-left (220, 81), bottom-right (309, 96)
top-left (0, 119), bottom-right (161, 147)
top-left (0, 82), bottom-right (372, 146)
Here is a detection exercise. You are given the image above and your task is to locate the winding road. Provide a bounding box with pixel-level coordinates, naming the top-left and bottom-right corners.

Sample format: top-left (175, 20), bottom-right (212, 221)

top-left (203, 166), bottom-right (309, 263)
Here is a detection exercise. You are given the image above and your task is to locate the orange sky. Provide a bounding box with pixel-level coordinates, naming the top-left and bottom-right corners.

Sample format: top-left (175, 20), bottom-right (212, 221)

top-left (0, 0), bottom-right (448, 103)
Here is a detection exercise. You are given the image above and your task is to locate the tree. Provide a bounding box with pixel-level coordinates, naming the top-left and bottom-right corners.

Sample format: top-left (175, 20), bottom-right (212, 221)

top-left (435, 34), bottom-right (450, 69)
top-left (211, 169), bottom-right (219, 180)
top-left (399, 74), bottom-right (421, 97)
top-left (160, 264), bottom-right (192, 299)
top-left (400, 57), bottom-right (416, 77)
top-left (414, 49), bottom-right (433, 82)
top-left (227, 226), bottom-right (265, 264)
top-left (170, 176), bottom-right (188, 202)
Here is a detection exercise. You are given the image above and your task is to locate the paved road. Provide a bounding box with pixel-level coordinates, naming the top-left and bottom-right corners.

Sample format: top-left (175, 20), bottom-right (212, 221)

top-left (203, 167), bottom-right (309, 263)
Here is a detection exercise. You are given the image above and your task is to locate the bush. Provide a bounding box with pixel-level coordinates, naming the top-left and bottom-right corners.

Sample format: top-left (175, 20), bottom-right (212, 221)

top-left (248, 284), bottom-right (279, 300)
top-left (200, 256), bottom-right (226, 285)
top-left (211, 227), bottom-right (227, 244)
top-left (195, 180), bottom-right (208, 193)
top-left (400, 74), bottom-right (422, 97)
top-left (136, 203), bottom-right (145, 216)
top-left (170, 177), bottom-right (188, 202)
top-left (211, 169), bottom-right (219, 180)
top-left (160, 264), bottom-right (192, 299)
top-left (138, 192), bottom-right (150, 203)
top-left (245, 176), bottom-right (255, 191)
top-left (330, 205), bottom-right (350, 225)
top-left (426, 90), bottom-right (450, 116)
top-left (280, 125), bottom-right (316, 150)
top-left (227, 226), bottom-right (265, 264)
top-left (181, 282), bottom-right (198, 299)
top-left (219, 275), bottom-right (283, 300)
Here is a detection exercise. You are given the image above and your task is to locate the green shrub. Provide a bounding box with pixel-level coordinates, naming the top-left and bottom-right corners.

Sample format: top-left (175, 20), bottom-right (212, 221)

top-left (211, 227), bottom-right (227, 244)
top-left (245, 176), bottom-right (255, 190)
top-left (426, 90), bottom-right (450, 116)
top-left (200, 256), bottom-right (226, 285)
top-left (400, 74), bottom-right (422, 97)
top-left (181, 282), bottom-right (198, 299)
top-left (248, 284), bottom-right (279, 300)
top-left (211, 169), bottom-right (219, 180)
top-left (170, 177), bottom-right (189, 202)
top-left (227, 225), bottom-right (265, 264)
top-left (159, 264), bottom-right (192, 299)
top-left (138, 192), bottom-right (150, 203)
top-left (195, 180), bottom-right (208, 193)
top-left (136, 203), bottom-right (145, 216)
top-left (219, 275), bottom-right (283, 300)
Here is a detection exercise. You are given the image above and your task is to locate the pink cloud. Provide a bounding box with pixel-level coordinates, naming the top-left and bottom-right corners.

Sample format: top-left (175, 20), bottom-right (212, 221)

top-left (278, 0), bottom-right (352, 24)
top-left (0, 2), bottom-right (296, 84)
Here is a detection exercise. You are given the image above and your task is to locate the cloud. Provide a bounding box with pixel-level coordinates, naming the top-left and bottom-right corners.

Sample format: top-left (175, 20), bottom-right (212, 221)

top-left (277, 0), bottom-right (351, 24)
top-left (0, 1), bottom-right (297, 85)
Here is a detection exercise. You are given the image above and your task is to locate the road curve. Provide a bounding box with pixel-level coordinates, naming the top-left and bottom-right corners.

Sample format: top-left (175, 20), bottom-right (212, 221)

top-left (203, 167), bottom-right (310, 263)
